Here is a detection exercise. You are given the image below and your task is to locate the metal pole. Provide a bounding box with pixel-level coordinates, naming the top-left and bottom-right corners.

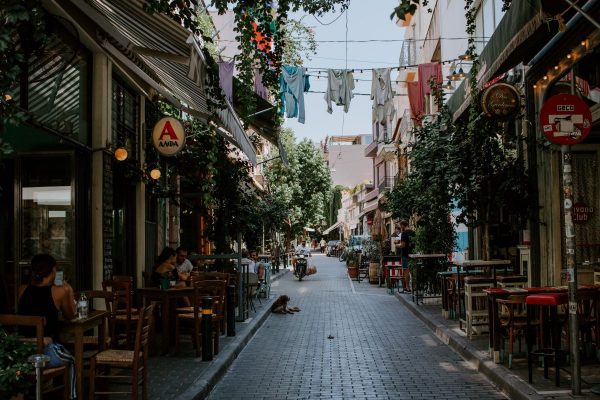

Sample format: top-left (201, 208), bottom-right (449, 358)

top-left (28, 354), bottom-right (49, 400)
top-left (561, 0), bottom-right (600, 30)
top-left (201, 296), bottom-right (213, 361)
top-left (563, 147), bottom-right (580, 395)
top-left (226, 284), bottom-right (236, 336)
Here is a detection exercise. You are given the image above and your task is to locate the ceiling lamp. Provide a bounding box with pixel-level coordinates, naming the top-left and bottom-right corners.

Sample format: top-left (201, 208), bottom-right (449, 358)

top-left (442, 80), bottom-right (454, 90)
top-left (114, 147), bottom-right (128, 161)
top-left (458, 53), bottom-right (473, 61)
top-left (457, 67), bottom-right (466, 79)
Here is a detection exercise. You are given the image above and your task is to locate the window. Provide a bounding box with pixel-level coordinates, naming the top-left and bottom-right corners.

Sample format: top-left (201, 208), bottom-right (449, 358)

top-left (112, 77), bottom-right (139, 160)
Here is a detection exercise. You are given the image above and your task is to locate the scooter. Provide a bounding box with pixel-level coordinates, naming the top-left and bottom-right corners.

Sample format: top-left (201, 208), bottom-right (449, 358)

top-left (295, 253), bottom-right (308, 281)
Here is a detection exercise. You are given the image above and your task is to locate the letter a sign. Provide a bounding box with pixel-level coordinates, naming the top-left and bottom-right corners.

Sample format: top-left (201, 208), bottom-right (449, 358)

top-left (152, 117), bottom-right (185, 156)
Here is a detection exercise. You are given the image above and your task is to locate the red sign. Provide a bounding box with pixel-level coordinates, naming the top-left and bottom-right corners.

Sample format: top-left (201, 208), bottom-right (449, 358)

top-left (540, 94), bottom-right (592, 145)
top-left (573, 202), bottom-right (593, 224)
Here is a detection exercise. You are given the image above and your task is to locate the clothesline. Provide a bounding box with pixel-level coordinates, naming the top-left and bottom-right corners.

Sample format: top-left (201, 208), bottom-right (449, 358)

top-left (304, 58), bottom-right (470, 73)
top-left (306, 90), bottom-right (408, 97)
top-left (307, 75), bottom-right (414, 84)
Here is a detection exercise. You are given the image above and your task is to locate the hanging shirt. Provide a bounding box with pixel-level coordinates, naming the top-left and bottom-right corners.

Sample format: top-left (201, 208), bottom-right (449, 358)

top-left (418, 62), bottom-right (442, 105)
top-left (280, 65), bottom-right (310, 124)
top-left (371, 68), bottom-right (395, 124)
top-left (324, 69), bottom-right (355, 114)
top-left (254, 68), bottom-right (269, 100)
top-left (218, 60), bottom-right (235, 103)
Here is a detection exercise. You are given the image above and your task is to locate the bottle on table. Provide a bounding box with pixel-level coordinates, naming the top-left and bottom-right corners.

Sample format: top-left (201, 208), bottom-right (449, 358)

top-left (77, 292), bottom-right (88, 319)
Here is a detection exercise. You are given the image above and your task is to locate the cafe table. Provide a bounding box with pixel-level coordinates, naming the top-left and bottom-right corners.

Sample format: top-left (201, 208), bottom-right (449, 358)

top-left (58, 310), bottom-right (108, 398)
top-left (137, 287), bottom-right (194, 354)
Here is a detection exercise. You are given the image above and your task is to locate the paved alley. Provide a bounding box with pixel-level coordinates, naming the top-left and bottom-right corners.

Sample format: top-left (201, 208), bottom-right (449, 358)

top-left (207, 253), bottom-right (508, 400)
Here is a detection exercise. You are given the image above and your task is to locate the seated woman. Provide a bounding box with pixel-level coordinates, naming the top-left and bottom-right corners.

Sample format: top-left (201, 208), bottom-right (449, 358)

top-left (18, 253), bottom-right (77, 399)
top-left (152, 247), bottom-right (189, 304)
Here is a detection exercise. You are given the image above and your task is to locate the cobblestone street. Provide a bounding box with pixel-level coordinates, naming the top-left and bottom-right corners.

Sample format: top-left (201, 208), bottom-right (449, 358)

top-left (207, 253), bottom-right (508, 399)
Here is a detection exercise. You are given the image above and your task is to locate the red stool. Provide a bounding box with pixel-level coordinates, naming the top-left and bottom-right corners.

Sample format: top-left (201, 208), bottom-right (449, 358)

top-left (526, 293), bottom-right (568, 386)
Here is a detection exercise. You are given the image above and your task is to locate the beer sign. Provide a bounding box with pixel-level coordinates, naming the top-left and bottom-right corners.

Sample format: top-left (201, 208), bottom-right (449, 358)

top-left (152, 117), bottom-right (185, 156)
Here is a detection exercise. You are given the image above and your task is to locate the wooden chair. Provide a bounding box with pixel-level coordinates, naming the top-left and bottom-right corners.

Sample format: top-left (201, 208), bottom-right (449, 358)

top-left (89, 304), bottom-right (154, 400)
top-left (175, 281), bottom-right (222, 356)
top-left (497, 295), bottom-right (529, 368)
top-left (102, 277), bottom-right (138, 349)
top-left (0, 314), bottom-right (70, 400)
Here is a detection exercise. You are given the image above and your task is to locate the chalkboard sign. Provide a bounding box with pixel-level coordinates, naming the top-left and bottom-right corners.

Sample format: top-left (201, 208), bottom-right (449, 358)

top-left (103, 153), bottom-right (113, 280)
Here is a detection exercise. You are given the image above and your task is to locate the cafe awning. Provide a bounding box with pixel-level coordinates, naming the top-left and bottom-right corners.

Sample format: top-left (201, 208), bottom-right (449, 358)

top-left (65, 0), bottom-right (256, 164)
top-left (323, 221), bottom-right (343, 235)
top-left (447, 0), bottom-right (552, 120)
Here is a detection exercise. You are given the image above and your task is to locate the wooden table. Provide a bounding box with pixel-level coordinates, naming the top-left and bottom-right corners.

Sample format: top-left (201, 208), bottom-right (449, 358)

top-left (137, 287), bottom-right (194, 354)
top-left (58, 310), bottom-right (108, 398)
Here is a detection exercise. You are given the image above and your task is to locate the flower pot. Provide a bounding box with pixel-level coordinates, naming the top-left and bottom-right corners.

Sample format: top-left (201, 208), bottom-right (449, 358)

top-left (347, 265), bottom-right (358, 279)
top-left (368, 262), bottom-right (380, 284)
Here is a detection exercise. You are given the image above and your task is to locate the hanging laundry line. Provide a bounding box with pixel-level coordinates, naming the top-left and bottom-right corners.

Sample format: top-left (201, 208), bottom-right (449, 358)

top-left (306, 90), bottom-right (407, 97)
top-left (304, 58), bottom-right (471, 73)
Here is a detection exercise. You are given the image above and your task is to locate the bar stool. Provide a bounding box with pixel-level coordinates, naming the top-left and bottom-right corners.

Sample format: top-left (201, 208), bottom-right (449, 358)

top-left (463, 276), bottom-right (495, 338)
top-left (526, 293), bottom-right (568, 386)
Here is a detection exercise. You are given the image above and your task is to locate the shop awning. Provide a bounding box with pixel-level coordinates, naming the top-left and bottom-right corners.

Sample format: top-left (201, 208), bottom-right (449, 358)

top-left (323, 221), bottom-right (343, 235)
top-left (66, 0), bottom-right (256, 164)
top-left (447, 0), bottom-right (552, 120)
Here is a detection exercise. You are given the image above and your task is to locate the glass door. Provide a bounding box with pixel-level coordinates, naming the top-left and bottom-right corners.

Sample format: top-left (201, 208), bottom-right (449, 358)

top-left (17, 153), bottom-right (74, 285)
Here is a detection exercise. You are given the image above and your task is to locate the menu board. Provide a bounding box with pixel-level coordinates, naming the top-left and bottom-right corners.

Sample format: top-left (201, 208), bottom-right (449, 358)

top-left (102, 153), bottom-right (113, 280)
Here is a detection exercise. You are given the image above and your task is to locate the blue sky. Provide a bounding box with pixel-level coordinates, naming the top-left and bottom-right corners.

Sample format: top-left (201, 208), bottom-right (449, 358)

top-left (285, 1), bottom-right (403, 142)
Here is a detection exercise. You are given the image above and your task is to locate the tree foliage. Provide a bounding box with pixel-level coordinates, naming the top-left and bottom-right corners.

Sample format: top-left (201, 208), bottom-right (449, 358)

top-left (265, 128), bottom-right (332, 242)
top-left (386, 101), bottom-right (455, 254)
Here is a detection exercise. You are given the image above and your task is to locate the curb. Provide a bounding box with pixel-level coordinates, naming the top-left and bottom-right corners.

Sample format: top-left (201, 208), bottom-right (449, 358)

top-left (176, 268), bottom-right (290, 400)
top-left (394, 292), bottom-right (545, 400)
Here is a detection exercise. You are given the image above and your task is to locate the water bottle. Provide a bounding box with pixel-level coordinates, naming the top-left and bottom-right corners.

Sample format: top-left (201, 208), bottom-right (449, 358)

top-left (78, 292), bottom-right (88, 319)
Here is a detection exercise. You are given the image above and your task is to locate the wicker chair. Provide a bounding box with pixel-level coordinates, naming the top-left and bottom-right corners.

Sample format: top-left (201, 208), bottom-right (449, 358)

top-left (88, 304), bottom-right (154, 400)
top-left (0, 314), bottom-right (70, 400)
top-left (497, 295), bottom-right (529, 368)
top-left (175, 280), bottom-right (222, 356)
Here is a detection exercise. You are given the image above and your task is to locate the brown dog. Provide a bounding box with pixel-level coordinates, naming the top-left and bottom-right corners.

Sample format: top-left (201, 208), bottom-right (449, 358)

top-left (271, 295), bottom-right (301, 314)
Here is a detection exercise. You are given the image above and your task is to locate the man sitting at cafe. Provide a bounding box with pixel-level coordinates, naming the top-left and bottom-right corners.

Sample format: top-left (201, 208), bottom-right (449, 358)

top-left (175, 246), bottom-right (194, 281)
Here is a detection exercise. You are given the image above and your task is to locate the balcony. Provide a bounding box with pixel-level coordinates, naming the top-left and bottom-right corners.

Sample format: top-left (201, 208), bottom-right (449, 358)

top-left (378, 176), bottom-right (396, 192)
top-left (364, 139), bottom-right (378, 157)
top-left (363, 188), bottom-right (379, 203)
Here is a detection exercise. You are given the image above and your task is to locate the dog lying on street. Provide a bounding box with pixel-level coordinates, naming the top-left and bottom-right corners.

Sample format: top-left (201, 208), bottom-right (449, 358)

top-left (271, 295), bottom-right (301, 314)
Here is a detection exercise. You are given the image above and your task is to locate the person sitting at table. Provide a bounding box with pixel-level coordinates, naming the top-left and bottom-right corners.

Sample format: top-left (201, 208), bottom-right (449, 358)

top-left (18, 253), bottom-right (77, 399)
top-left (175, 246), bottom-right (194, 281)
top-left (152, 247), bottom-right (187, 287)
top-left (249, 250), bottom-right (266, 281)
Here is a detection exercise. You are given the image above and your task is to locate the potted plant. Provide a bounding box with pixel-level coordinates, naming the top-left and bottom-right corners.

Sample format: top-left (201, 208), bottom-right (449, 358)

top-left (364, 238), bottom-right (381, 284)
top-left (344, 249), bottom-right (359, 278)
top-left (0, 330), bottom-right (35, 400)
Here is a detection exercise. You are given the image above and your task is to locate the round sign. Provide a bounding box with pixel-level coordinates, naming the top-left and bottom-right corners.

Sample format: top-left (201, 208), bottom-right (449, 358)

top-left (152, 117), bottom-right (185, 156)
top-left (481, 83), bottom-right (520, 118)
top-left (540, 93), bottom-right (592, 145)
top-left (573, 202), bottom-right (593, 224)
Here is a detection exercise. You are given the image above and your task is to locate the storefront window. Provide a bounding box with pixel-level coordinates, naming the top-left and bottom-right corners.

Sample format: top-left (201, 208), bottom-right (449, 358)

top-left (112, 77), bottom-right (139, 160)
top-left (20, 155), bottom-right (73, 267)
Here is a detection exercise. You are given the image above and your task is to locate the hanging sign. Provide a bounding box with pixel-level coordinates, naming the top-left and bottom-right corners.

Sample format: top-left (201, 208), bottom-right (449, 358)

top-left (152, 117), bottom-right (185, 156)
top-left (573, 201), bottom-right (593, 224)
top-left (481, 82), bottom-right (520, 119)
top-left (540, 93), bottom-right (592, 145)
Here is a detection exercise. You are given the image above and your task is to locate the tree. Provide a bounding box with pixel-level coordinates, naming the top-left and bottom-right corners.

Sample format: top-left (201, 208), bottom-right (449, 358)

top-left (386, 102), bottom-right (455, 255)
top-left (265, 128), bottom-right (332, 246)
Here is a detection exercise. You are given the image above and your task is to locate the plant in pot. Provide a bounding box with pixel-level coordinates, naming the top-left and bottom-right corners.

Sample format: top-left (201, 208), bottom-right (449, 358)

top-left (363, 238), bottom-right (382, 284)
top-left (0, 329), bottom-right (35, 400)
top-left (344, 249), bottom-right (359, 278)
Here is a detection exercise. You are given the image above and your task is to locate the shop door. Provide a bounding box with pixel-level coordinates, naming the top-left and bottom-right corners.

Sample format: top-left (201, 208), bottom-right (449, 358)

top-left (16, 153), bottom-right (75, 288)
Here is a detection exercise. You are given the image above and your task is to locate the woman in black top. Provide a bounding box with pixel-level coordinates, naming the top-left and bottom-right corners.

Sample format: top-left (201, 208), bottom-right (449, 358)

top-left (18, 254), bottom-right (77, 399)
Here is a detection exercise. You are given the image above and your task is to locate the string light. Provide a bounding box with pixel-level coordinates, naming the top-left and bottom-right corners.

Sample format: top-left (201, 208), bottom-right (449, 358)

top-left (543, 75), bottom-right (548, 80)
top-left (114, 147), bottom-right (128, 161)
top-left (533, 84), bottom-right (537, 89)
top-left (150, 168), bottom-right (161, 180)
top-left (554, 65), bottom-right (559, 70)
top-left (567, 53), bottom-right (572, 59)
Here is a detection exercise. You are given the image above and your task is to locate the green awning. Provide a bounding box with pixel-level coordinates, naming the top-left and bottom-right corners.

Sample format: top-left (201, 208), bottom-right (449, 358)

top-left (447, 0), bottom-right (553, 120)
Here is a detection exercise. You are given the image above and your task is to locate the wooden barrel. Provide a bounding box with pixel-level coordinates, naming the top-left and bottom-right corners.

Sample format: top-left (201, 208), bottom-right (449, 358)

top-left (368, 262), bottom-right (380, 283)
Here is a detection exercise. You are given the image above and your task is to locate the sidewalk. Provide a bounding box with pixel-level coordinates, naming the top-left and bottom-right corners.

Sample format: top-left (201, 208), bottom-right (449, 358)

top-left (146, 268), bottom-right (290, 400)
top-left (388, 288), bottom-right (600, 400)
